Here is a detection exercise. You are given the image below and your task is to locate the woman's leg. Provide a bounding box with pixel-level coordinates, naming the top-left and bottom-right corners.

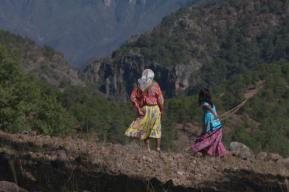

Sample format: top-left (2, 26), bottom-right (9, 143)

top-left (156, 138), bottom-right (161, 152)
top-left (144, 138), bottom-right (150, 151)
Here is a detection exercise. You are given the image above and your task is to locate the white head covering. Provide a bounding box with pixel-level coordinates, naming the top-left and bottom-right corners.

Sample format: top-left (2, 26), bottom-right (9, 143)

top-left (138, 69), bottom-right (155, 91)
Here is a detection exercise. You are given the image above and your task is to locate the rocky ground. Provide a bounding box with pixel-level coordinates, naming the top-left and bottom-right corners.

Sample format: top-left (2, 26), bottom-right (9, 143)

top-left (0, 181), bottom-right (28, 192)
top-left (0, 130), bottom-right (288, 192)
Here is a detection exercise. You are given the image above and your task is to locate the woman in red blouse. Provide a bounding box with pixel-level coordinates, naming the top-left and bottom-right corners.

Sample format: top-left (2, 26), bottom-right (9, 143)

top-left (125, 69), bottom-right (164, 152)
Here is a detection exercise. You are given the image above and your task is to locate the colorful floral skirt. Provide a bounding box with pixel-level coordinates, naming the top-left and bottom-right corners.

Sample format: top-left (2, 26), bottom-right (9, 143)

top-left (192, 128), bottom-right (227, 157)
top-left (125, 105), bottom-right (161, 140)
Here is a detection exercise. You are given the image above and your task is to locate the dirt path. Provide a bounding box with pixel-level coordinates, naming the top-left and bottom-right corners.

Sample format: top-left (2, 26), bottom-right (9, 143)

top-left (220, 81), bottom-right (265, 120)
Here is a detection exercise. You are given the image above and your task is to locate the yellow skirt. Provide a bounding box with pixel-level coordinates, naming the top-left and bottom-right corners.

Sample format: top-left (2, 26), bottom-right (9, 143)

top-left (125, 105), bottom-right (161, 140)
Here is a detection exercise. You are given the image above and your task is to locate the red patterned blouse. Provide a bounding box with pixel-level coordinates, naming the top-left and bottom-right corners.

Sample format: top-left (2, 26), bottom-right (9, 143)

top-left (130, 82), bottom-right (164, 113)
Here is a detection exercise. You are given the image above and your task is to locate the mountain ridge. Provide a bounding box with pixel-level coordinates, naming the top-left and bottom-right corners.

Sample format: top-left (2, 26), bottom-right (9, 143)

top-left (0, 0), bottom-right (200, 66)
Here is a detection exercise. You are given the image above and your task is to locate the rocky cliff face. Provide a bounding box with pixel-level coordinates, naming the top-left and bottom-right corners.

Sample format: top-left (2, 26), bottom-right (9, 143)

top-left (0, 0), bottom-right (200, 66)
top-left (82, 53), bottom-right (177, 98)
top-left (82, 0), bottom-right (289, 98)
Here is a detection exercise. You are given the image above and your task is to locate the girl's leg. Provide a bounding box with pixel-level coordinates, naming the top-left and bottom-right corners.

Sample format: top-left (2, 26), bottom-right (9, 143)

top-left (144, 138), bottom-right (150, 151)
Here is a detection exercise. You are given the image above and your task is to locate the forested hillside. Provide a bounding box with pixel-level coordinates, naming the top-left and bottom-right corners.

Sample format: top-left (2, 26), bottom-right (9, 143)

top-left (83, 0), bottom-right (289, 98)
top-left (0, 44), bottom-right (134, 143)
top-left (0, 31), bottom-right (83, 87)
top-left (0, 45), bottom-right (74, 135)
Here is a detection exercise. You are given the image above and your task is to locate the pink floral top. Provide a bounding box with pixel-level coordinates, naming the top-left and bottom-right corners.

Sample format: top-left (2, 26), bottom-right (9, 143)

top-left (130, 82), bottom-right (164, 113)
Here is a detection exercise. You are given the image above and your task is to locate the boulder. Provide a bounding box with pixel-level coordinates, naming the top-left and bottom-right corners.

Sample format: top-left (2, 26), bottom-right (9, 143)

top-left (229, 142), bottom-right (255, 160)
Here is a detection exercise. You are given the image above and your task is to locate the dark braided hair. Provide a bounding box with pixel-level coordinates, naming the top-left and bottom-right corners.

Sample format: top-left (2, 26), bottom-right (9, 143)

top-left (198, 88), bottom-right (213, 107)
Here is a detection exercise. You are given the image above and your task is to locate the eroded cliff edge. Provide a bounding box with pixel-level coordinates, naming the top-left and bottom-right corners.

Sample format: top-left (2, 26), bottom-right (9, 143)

top-left (0, 131), bottom-right (288, 192)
